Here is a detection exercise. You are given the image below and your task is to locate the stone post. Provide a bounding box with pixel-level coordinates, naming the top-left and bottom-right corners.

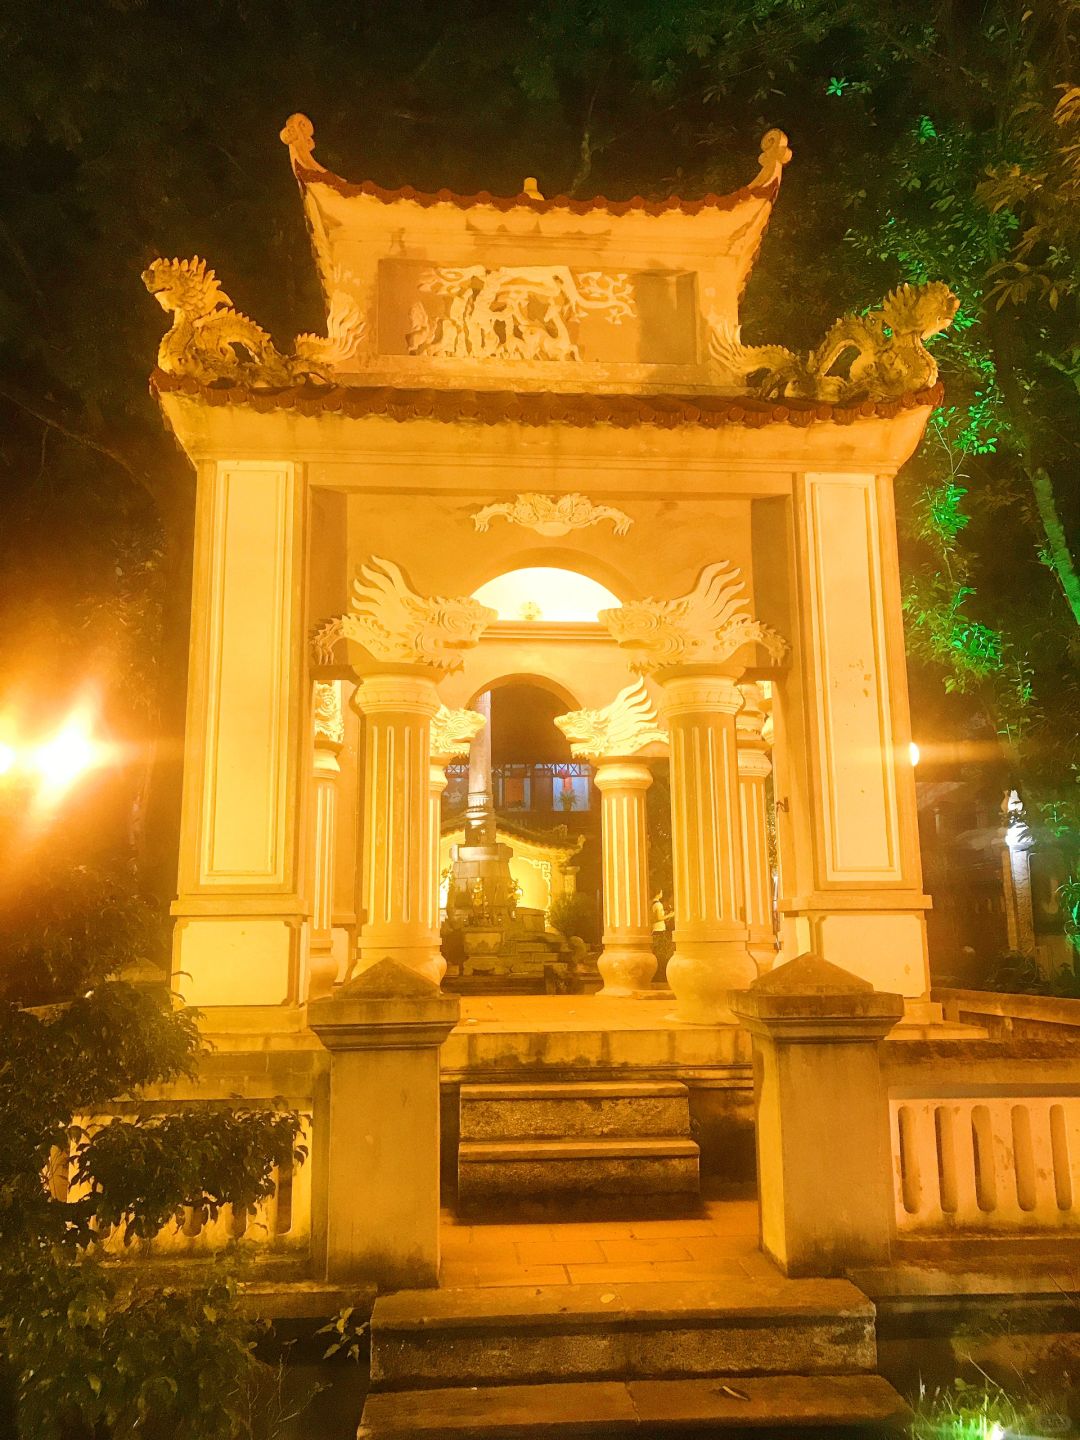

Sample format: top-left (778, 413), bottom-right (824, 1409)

top-left (593, 759), bottom-right (656, 994)
top-left (308, 681), bottom-right (344, 1000)
top-left (309, 958), bottom-right (460, 1288)
top-left (660, 670), bottom-right (756, 1022)
top-left (736, 682), bottom-right (777, 973)
top-left (353, 672), bottom-right (442, 984)
top-left (732, 953), bottom-right (903, 1276)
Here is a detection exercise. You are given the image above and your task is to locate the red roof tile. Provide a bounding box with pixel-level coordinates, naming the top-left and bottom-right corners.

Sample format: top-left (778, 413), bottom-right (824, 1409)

top-left (294, 165), bottom-right (780, 219)
top-left (151, 370), bottom-right (942, 430)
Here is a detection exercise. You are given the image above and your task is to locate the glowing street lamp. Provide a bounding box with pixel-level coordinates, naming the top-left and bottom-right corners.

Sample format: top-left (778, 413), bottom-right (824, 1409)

top-left (0, 711), bottom-right (107, 804)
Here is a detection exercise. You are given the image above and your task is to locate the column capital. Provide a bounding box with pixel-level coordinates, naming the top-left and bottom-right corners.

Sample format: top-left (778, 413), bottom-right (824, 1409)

top-left (592, 758), bottom-right (654, 792)
top-left (352, 671), bottom-right (441, 719)
top-left (430, 702), bottom-right (486, 767)
top-left (657, 669), bottom-right (744, 718)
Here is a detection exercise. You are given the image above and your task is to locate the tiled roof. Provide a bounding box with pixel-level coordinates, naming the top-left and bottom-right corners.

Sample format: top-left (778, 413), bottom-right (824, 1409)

top-left (152, 371), bottom-right (942, 429)
top-left (294, 165), bottom-right (780, 219)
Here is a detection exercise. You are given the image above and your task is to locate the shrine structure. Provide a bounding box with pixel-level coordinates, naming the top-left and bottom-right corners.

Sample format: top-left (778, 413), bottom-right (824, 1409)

top-left (149, 115), bottom-right (956, 1028)
top-left (132, 120), bottom-right (1080, 1437)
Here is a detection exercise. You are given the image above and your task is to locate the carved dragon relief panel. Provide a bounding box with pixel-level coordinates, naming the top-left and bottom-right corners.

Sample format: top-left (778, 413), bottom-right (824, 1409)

top-left (406, 265), bottom-right (636, 362)
top-left (336, 557), bottom-right (496, 673)
top-left (472, 493), bottom-right (632, 537)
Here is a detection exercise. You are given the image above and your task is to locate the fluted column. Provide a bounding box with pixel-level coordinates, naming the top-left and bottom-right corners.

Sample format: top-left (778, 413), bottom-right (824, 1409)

top-left (308, 681), bottom-right (344, 1000)
top-left (353, 673), bottom-right (442, 984)
top-left (660, 671), bottom-right (756, 1023)
top-left (594, 760), bottom-right (656, 995)
top-left (427, 705), bottom-right (486, 974)
top-left (736, 682), bottom-right (777, 973)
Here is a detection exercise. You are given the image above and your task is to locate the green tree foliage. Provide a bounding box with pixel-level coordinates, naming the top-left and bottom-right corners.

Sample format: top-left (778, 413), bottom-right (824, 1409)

top-left (0, 861), bottom-right (305, 1438)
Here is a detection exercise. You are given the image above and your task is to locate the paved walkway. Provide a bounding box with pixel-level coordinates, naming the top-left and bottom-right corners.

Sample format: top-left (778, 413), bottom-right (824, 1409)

top-left (440, 1198), bottom-right (781, 1288)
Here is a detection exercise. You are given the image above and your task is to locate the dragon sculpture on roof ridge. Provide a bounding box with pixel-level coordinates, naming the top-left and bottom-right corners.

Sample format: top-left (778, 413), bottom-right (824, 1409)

top-left (710, 281), bottom-right (958, 403)
top-left (143, 256), bottom-right (365, 386)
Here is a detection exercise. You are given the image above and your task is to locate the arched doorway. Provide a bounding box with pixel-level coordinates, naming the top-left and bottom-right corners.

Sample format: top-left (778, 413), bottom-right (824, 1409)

top-left (439, 676), bottom-right (601, 992)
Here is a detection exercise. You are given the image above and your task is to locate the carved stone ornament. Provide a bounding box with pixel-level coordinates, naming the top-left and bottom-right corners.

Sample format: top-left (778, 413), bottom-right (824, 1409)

top-left (337, 557), bottom-right (496, 673)
top-left (430, 704), bottom-right (486, 761)
top-left (406, 265), bottom-right (635, 362)
top-left (554, 678), bottom-right (669, 761)
top-left (313, 680), bottom-right (345, 747)
top-left (709, 281), bottom-right (959, 403)
top-left (472, 493), bottom-right (632, 538)
top-left (142, 256), bottom-right (365, 386)
top-left (310, 617), bottom-right (344, 666)
top-left (600, 562), bottom-right (787, 674)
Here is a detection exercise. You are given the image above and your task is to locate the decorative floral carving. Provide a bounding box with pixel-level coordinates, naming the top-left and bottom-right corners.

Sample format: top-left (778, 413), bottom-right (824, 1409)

top-left (338, 557), bottom-right (496, 672)
top-left (430, 704), bottom-right (486, 760)
top-left (472, 493), bottom-right (632, 538)
top-left (142, 256), bottom-right (365, 385)
top-left (600, 562), bottom-right (787, 673)
top-left (313, 680), bottom-right (345, 747)
top-left (709, 281), bottom-right (958, 402)
top-left (407, 265), bottom-right (635, 362)
top-left (554, 678), bottom-right (668, 760)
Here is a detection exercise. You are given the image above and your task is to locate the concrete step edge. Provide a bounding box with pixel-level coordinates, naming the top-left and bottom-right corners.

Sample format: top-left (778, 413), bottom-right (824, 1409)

top-left (459, 1138), bottom-right (700, 1161)
top-left (370, 1278), bottom-right (877, 1328)
top-left (360, 1373), bottom-right (907, 1436)
top-left (460, 1081), bottom-right (690, 1101)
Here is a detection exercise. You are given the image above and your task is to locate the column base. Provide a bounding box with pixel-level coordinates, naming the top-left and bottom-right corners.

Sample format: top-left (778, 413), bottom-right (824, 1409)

top-left (667, 939), bottom-right (757, 1024)
top-left (596, 940), bottom-right (657, 997)
top-left (357, 927), bottom-right (445, 988)
top-left (779, 902), bottom-right (931, 999)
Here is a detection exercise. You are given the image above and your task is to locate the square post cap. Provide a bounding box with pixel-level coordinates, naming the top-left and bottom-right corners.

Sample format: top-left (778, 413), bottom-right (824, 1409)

top-left (308, 957), bottom-right (460, 1050)
top-left (731, 953), bottom-right (904, 1042)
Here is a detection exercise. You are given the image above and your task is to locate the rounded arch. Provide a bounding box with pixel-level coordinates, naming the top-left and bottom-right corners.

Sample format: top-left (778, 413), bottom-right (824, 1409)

top-left (473, 566), bottom-right (621, 623)
top-left (467, 671), bottom-right (580, 711)
top-left (469, 544), bottom-right (640, 603)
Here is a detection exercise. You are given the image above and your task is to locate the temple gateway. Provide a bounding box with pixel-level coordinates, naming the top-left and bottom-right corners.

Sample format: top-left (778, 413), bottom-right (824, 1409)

top-left (151, 117), bottom-right (953, 1023)
top-left (135, 116), bottom-right (1072, 1433)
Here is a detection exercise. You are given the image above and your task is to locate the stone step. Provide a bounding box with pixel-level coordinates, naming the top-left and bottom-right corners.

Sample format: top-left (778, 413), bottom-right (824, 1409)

top-left (457, 1136), bottom-right (700, 1209)
top-left (460, 1080), bottom-right (692, 1141)
top-left (359, 1373), bottom-right (910, 1437)
top-left (369, 1278), bottom-right (878, 1390)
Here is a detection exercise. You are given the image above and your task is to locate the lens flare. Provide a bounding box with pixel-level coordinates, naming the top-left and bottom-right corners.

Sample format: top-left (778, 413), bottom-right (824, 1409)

top-left (0, 742), bottom-right (14, 777)
top-left (909, 741), bottom-right (921, 767)
top-left (32, 716), bottom-right (100, 795)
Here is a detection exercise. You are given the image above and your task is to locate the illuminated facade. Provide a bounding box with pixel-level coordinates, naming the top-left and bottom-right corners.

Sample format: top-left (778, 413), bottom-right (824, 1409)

top-left (148, 116), bottom-right (954, 1022)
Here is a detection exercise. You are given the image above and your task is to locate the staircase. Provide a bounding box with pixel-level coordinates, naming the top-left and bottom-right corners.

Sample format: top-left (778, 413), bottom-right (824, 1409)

top-left (358, 1276), bottom-right (909, 1436)
top-left (457, 1080), bottom-right (700, 1217)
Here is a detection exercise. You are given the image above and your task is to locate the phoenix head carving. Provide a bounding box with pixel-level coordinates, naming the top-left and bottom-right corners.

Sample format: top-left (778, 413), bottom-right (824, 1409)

top-left (340, 557), bottom-right (496, 672)
top-left (554, 678), bottom-right (668, 760)
top-left (599, 562), bottom-right (787, 672)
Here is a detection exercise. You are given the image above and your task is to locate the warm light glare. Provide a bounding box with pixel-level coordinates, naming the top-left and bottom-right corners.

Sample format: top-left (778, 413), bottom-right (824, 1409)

top-left (473, 567), bottom-right (621, 622)
top-left (32, 718), bottom-right (100, 795)
top-left (909, 741), bottom-right (920, 767)
top-left (0, 742), bottom-right (14, 776)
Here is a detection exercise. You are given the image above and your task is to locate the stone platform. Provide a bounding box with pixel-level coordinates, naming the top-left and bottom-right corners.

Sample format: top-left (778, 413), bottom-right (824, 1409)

top-left (441, 993), bottom-right (751, 1082)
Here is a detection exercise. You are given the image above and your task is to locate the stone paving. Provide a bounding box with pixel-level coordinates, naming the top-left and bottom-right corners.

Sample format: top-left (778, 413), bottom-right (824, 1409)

top-left (439, 1198), bottom-right (781, 1288)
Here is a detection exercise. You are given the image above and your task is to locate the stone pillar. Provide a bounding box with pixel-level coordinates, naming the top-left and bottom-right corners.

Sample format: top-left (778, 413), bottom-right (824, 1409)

top-left (732, 954), bottom-right (903, 1276)
top-left (594, 759), bottom-right (656, 995)
top-left (781, 471), bottom-right (931, 999)
top-left (172, 460), bottom-right (308, 1007)
top-left (309, 958), bottom-right (459, 1287)
top-left (736, 682), bottom-right (777, 973)
top-left (427, 705), bottom-right (486, 974)
top-left (353, 672), bottom-right (442, 985)
top-left (660, 670), bottom-right (756, 1023)
top-left (308, 681), bottom-right (344, 1001)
